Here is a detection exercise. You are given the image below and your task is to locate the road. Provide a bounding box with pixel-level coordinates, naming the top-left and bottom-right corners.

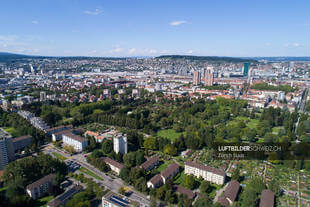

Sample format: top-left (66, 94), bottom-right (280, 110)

top-left (43, 144), bottom-right (150, 207)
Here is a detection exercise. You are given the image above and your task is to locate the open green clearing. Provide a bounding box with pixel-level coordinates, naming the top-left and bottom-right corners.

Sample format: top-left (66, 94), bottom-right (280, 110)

top-left (157, 129), bottom-right (184, 142)
top-left (155, 160), bottom-right (174, 173)
top-left (52, 152), bottom-right (67, 161)
top-left (79, 167), bottom-right (104, 181)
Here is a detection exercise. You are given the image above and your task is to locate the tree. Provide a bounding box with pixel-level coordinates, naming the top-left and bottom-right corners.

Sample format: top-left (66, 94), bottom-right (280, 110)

top-left (232, 167), bottom-right (241, 182)
top-left (120, 167), bottom-right (130, 182)
top-left (164, 144), bottom-right (177, 156)
top-left (268, 179), bottom-right (281, 197)
top-left (123, 152), bottom-right (136, 167)
top-left (143, 136), bottom-right (158, 150)
top-left (118, 187), bottom-right (126, 195)
top-left (102, 140), bottom-right (113, 154)
top-left (184, 175), bottom-right (196, 190)
top-left (199, 180), bottom-right (211, 194)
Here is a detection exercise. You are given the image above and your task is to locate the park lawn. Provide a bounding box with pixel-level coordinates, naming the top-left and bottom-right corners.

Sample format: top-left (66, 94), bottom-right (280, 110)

top-left (79, 167), bottom-right (104, 181)
top-left (52, 152), bottom-right (67, 161)
top-left (246, 119), bottom-right (259, 129)
top-left (157, 129), bottom-right (184, 142)
top-left (235, 116), bottom-right (249, 121)
top-left (272, 126), bottom-right (284, 135)
top-left (3, 127), bottom-right (19, 137)
top-left (155, 160), bottom-right (173, 173)
top-left (34, 195), bottom-right (54, 207)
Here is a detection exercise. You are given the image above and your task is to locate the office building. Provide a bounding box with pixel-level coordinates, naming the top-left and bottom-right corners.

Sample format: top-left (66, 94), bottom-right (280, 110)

top-left (113, 134), bottom-right (128, 154)
top-left (243, 62), bottom-right (249, 76)
top-left (205, 67), bottom-right (214, 86)
top-left (193, 71), bottom-right (201, 85)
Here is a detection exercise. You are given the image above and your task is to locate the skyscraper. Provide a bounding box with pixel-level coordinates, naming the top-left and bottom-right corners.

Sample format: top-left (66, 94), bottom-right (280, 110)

top-left (205, 67), bottom-right (214, 86)
top-left (243, 62), bottom-right (249, 76)
top-left (193, 71), bottom-right (201, 85)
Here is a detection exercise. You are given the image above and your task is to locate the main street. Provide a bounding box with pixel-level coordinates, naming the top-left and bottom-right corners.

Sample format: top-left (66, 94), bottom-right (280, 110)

top-left (42, 143), bottom-right (150, 207)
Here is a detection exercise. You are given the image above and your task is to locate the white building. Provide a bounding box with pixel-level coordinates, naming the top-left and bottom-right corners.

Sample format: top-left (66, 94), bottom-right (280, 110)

top-left (184, 161), bottom-right (225, 185)
top-left (113, 134), bottom-right (128, 154)
top-left (62, 132), bottom-right (88, 152)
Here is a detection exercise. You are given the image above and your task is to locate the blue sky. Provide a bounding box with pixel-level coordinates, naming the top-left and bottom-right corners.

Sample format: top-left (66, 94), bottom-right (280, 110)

top-left (0, 0), bottom-right (309, 57)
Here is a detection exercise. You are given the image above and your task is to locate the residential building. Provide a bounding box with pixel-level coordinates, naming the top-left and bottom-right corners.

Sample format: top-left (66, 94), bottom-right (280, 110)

top-left (47, 185), bottom-right (83, 207)
top-left (113, 134), bottom-right (128, 154)
top-left (40, 91), bottom-right (47, 102)
top-left (160, 162), bottom-right (180, 184)
top-left (218, 180), bottom-right (240, 207)
top-left (193, 71), bottom-right (201, 85)
top-left (184, 161), bottom-right (225, 185)
top-left (140, 156), bottom-right (159, 171)
top-left (62, 132), bottom-right (88, 152)
top-left (173, 185), bottom-right (196, 200)
top-left (147, 162), bottom-right (179, 188)
top-left (102, 157), bottom-right (124, 175)
top-left (26, 174), bottom-right (55, 200)
top-left (259, 189), bottom-right (274, 207)
top-left (12, 135), bottom-right (32, 152)
top-left (147, 174), bottom-right (163, 189)
top-left (0, 129), bottom-right (15, 170)
top-left (102, 191), bottom-right (131, 207)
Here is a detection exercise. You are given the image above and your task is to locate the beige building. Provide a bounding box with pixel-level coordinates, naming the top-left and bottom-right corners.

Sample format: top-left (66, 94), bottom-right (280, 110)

top-left (102, 157), bottom-right (124, 175)
top-left (184, 161), bottom-right (225, 185)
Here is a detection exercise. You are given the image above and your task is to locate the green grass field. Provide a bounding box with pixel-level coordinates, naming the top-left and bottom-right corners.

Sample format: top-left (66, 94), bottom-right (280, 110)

top-left (157, 129), bottom-right (184, 142)
top-left (155, 160), bottom-right (173, 173)
top-left (52, 152), bottom-right (67, 161)
top-left (34, 195), bottom-right (54, 207)
top-left (79, 167), bottom-right (104, 181)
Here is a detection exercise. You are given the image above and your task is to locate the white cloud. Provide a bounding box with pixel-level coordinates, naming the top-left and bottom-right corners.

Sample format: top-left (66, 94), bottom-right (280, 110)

top-left (84, 8), bottom-right (103, 15)
top-left (31, 20), bottom-right (39, 24)
top-left (110, 46), bottom-right (123, 53)
top-left (187, 50), bottom-right (194, 54)
top-left (169, 20), bottom-right (187, 26)
top-left (128, 48), bottom-right (137, 54)
top-left (285, 42), bottom-right (302, 47)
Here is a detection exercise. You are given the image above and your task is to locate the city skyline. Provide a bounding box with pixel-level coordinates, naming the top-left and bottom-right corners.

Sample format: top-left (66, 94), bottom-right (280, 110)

top-left (1, 0), bottom-right (310, 57)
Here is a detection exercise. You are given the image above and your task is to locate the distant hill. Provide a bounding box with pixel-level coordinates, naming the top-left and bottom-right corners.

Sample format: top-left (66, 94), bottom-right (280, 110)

top-left (156, 55), bottom-right (257, 63)
top-left (0, 52), bottom-right (32, 62)
top-left (250, 57), bottom-right (310, 62)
